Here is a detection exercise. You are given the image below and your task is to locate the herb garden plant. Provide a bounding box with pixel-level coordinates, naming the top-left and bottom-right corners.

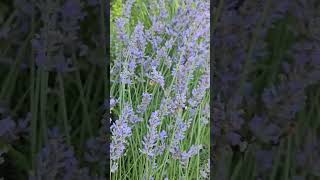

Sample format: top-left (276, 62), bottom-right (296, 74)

top-left (110, 0), bottom-right (210, 179)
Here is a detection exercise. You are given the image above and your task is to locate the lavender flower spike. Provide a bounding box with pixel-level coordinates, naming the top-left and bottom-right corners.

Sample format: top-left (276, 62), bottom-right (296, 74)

top-left (137, 93), bottom-right (152, 114)
top-left (110, 118), bottom-right (132, 173)
top-left (141, 111), bottom-right (166, 158)
top-left (121, 103), bottom-right (142, 124)
top-left (110, 103), bottom-right (141, 173)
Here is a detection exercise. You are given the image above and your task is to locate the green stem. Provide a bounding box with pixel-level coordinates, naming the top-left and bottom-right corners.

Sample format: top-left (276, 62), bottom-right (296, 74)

top-left (283, 135), bottom-right (292, 180)
top-left (31, 68), bottom-right (40, 171)
top-left (73, 58), bottom-right (93, 143)
top-left (58, 73), bottom-right (71, 145)
top-left (39, 69), bottom-right (49, 146)
top-left (100, 0), bottom-right (108, 99)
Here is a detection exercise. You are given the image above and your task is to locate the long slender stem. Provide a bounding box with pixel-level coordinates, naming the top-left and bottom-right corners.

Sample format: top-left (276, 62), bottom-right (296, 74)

top-left (39, 70), bottom-right (49, 146)
top-left (58, 73), bottom-right (71, 145)
top-left (29, 4), bottom-right (38, 170)
top-left (31, 68), bottom-right (40, 170)
top-left (100, 0), bottom-right (108, 99)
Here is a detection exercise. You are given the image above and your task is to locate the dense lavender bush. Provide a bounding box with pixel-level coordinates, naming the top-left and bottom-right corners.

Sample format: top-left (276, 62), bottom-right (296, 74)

top-left (110, 0), bottom-right (210, 179)
top-left (1, 0), bottom-right (318, 179)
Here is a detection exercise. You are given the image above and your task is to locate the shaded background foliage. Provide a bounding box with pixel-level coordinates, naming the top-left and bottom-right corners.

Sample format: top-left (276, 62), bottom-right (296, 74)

top-left (213, 0), bottom-right (320, 179)
top-left (0, 0), bottom-right (107, 179)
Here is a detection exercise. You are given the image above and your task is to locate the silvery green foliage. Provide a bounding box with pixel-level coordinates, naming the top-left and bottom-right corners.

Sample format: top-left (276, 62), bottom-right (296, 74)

top-left (111, 0), bottom-right (210, 176)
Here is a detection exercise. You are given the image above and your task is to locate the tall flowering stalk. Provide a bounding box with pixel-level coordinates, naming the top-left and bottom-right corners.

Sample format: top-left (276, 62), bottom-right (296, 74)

top-left (110, 111), bottom-right (132, 173)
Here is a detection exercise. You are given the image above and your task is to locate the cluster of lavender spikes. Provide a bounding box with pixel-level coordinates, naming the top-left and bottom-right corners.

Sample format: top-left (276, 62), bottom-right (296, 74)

top-left (111, 0), bottom-right (209, 178)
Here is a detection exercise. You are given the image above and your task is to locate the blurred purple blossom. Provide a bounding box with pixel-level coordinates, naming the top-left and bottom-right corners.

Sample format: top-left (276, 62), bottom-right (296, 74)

top-left (137, 93), bottom-right (152, 114)
top-left (30, 128), bottom-right (100, 180)
top-left (188, 72), bottom-right (209, 109)
top-left (179, 145), bottom-right (202, 166)
top-left (121, 103), bottom-right (142, 124)
top-left (0, 113), bottom-right (30, 142)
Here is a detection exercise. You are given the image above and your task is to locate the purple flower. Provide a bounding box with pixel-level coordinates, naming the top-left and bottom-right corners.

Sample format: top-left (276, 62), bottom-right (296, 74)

top-left (30, 128), bottom-right (96, 180)
top-left (226, 132), bottom-right (241, 146)
top-left (159, 130), bottom-right (167, 139)
top-left (169, 117), bottom-right (193, 162)
top-left (123, 0), bottom-right (136, 18)
top-left (110, 104), bottom-right (136, 173)
top-left (188, 72), bottom-right (209, 108)
top-left (148, 67), bottom-right (165, 88)
top-left (0, 113), bottom-right (30, 142)
top-left (30, 0), bottom-right (85, 72)
top-left (115, 18), bottom-right (129, 42)
top-left (121, 103), bottom-right (142, 124)
top-left (120, 67), bottom-right (134, 85)
top-left (84, 127), bottom-right (108, 167)
top-left (249, 116), bottom-right (281, 144)
top-left (200, 159), bottom-right (210, 179)
top-left (255, 149), bottom-right (274, 173)
top-left (128, 22), bottom-right (146, 60)
top-left (110, 98), bottom-right (117, 110)
top-left (180, 145), bottom-right (202, 166)
top-left (141, 111), bottom-right (166, 157)
top-left (137, 93), bottom-right (152, 114)
top-left (172, 65), bottom-right (191, 109)
top-left (159, 97), bottom-right (177, 116)
top-left (59, 0), bottom-right (85, 36)
top-left (200, 104), bottom-right (210, 125)
top-left (0, 117), bottom-right (16, 139)
top-left (110, 120), bottom-right (132, 161)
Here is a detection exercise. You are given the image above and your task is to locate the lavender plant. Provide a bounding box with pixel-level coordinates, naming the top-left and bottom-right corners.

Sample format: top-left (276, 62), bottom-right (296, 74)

top-left (110, 0), bottom-right (210, 179)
